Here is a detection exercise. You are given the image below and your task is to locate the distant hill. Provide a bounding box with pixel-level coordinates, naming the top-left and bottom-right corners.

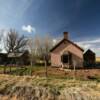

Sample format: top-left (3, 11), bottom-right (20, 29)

top-left (96, 57), bottom-right (100, 62)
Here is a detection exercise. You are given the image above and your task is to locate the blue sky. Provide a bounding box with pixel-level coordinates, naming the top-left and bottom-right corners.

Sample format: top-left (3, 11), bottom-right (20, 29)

top-left (0, 0), bottom-right (100, 56)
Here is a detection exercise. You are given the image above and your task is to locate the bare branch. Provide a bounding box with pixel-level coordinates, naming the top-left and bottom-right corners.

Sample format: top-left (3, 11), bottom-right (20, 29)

top-left (5, 29), bottom-right (28, 53)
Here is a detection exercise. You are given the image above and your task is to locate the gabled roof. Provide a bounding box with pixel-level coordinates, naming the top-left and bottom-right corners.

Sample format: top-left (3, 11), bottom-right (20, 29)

top-left (8, 50), bottom-right (29, 58)
top-left (0, 53), bottom-right (7, 56)
top-left (84, 49), bottom-right (95, 55)
top-left (8, 53), bottom-right (24, 58)
top-left (50, 39), bottom-right (84, 52)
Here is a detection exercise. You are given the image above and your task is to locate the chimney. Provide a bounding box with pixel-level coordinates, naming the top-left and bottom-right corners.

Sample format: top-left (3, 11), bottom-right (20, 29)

top-left (63, 32), bottom-right (68, 39)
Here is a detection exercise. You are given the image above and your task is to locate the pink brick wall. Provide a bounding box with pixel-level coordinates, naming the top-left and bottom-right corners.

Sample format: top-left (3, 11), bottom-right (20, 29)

top-left (51, 40), bottom-right (83, 67)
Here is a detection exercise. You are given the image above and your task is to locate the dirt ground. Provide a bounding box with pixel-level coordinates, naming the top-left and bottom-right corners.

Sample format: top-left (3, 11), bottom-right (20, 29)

top-left (33, 66), bottom-right (100, 80)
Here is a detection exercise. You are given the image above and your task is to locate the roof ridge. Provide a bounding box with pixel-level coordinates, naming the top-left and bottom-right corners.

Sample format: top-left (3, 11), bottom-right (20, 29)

top-left (50, 39), bottom-right (84, 52)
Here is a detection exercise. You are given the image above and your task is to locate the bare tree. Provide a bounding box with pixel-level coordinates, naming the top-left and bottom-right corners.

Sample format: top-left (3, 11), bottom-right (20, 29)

top-left (5, 29), bottom-right (28, 53)
top-left (28, 38), bottom-right (34, 67)
top-left (4, 29), bottom-right (28, 73)
top-left (28, 35), bottom-right (44, 75)
top-left (43, 34), bottom-right (53, 54)
top-left (28, 35), bottom-right (42, 66)
top-left (0, 29), bottom-right (8, 73)
top-left (33, 34), bottom-right (53, 62)
top-left (28, 34), bottom-right (53, 77)
top-left (36, 34), bottom-right (53, 77)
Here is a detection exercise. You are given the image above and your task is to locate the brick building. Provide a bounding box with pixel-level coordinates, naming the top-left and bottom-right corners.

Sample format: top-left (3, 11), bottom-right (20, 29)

top-left (50, 32), bottom-right (84, 68)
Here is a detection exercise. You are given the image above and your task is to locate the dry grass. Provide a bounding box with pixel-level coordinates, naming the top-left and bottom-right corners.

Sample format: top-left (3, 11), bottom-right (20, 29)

top-left (0, 66), bottom-right (100, 80)
top-left (0, 74), bottom-right (99, 100)
top-left (0, 66), bottom-right (100, 99)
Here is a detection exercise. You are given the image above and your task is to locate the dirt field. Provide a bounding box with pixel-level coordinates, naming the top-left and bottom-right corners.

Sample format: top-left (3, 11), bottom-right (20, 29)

top-left (32, 66), bottom-right (100, 80)
top-left (0, 65), bottom-right (100, 80)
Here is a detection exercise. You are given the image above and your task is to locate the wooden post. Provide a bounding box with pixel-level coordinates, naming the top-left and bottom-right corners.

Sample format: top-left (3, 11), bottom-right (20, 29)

top-left (44, 54), bottom-right (48, 78)
top-left (10, 66), bottom-right (11, 73)
top-left (73, 60), bottom-right (76, 80)
top-left (4, 66), bottom-right (6, 74)
top-left (45, 60), bottom-right (47, 77)
top-left (30, 66), bottom-right (32, 76)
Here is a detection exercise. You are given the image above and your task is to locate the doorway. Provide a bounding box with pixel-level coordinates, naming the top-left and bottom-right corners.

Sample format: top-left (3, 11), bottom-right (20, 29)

top-left (61, 53), bottom-right (72, 64)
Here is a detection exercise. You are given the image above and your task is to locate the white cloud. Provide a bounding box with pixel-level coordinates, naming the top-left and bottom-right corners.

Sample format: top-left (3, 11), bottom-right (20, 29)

top-left (77, 38), bottom-right (100, 44)
top-left (77, 42), bottom-right (92, 50)
top-left (22, 25), bottom-right (36, 33)
top-left (76, 38), bottom-right (100, 48)
top-left (76, 38), bottom-right (100, 56)
top-left (53, 39), bottom-right (57, 45)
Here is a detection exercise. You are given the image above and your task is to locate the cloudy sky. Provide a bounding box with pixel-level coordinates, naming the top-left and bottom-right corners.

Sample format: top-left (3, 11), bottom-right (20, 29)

top-left (0, 0), bottom-right (100, 56)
